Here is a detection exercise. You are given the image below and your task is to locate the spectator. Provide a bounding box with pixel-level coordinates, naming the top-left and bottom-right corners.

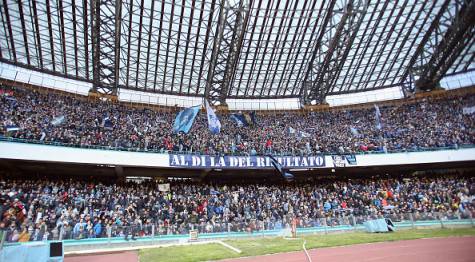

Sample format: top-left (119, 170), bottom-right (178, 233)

top-left (0, 85), bottom-right (473, 156)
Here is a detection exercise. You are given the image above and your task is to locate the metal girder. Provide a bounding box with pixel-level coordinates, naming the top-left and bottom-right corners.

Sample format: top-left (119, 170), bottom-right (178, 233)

top-left (205, 0), bottom-right (250, 106)
top-left (301, 0), bottom-right (368, 105)
top-left (402, 0), bottom-right (475, 93)
top-left (91, 0), bottom-right (122, 95)
top-left (415, 0), bottom-right (475, 91)
top-left (2, 0), bottom-right (16, 62)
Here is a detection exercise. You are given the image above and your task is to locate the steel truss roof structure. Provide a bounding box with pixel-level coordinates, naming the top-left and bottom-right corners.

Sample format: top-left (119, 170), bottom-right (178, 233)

top-left (0, 0), bottom-right (474, 105)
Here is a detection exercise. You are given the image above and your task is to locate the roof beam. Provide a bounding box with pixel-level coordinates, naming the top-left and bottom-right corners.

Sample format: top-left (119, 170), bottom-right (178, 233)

top-left (301, 0), bottom-right (367, 105)
top-left (2, 0), bottom-right (16, 62)
top-left (352, 0), bottom-right (395, 91)
top-left (180, 0), bottom-right (196, 94)
top-left (143, 0), bottom-right (155, 90)
top-left (134, 0), bottom-right (145, 89)
top-left (373, 0), bottom-right (411, 87)
top-left (58, 0), bottom-right (68, 74)
top-left (340, 0), bottom-right (382, 93)
top-left (83, 0), bottom-right (89, 80)
top-left (272, 0), bottom-right (312, 97)
top-left (260, 0), bottom-right (295, 97)
top-left (45, 0), bottom-right (56, 71)
top-left (92, 0), bottom-right (121, 94)
top-left (244, 0), bottom-right (274, 97)
top-left (414, 0), bottom-right (475, 90)
top-left (188, 0), bottom-right (206, 94)
top-left (71, 0), bottom-right (79, 77)
top-left (297, 0), bottom-right (336, 101)
top-left (195, 0), bottom-right (218, 95)
top-left (30, 0), bottom-right (43, 68)
top-left (124, 0), bottom-right (133, 88)
top-left (382, 0), bottom-right (431, 89)
top-left (251, 0), bottom-right (283, 96)
top-left (205, 0), bottom-right (250, 105)
top-left (173, 0), bottom-right (186, 93)
top-left (17, 0), bottom-right (31, 65)
top-left (234, 0), bottom-right (264, 96)
top-left (287, 0), bottom-right (324, 96)
top-left (152, 0), bottom-right (166, 92)
top-left (327, 0), bottom-right (372, 94)
top-left (399, 0), bottom-right (451, 91)
top-left (161, 0), bottom-right (175, 92)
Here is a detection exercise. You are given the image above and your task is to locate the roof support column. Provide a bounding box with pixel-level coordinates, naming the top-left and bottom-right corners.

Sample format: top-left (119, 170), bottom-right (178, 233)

top-left (205, 0), bottom-right (250, 106)
top-left (301, 0), bottom-right (368, 106)
top-left (91, 0), bottom-right (122, 96)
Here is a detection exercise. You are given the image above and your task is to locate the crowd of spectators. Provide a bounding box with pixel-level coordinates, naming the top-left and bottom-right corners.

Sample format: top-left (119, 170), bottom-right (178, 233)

top-left (0, 85), bottom-right (474, 155)
top-left (0, 175), bottom-right (473, 242)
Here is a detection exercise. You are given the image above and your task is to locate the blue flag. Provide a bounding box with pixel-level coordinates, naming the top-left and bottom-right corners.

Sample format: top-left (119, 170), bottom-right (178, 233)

top-left (230, 114), bottom-right (247, 127)
top-left (230, 112), bottom-right (256, 127)
top-left (173, 105), bottom-right (201, 134)
top-left (205, 100), bottom-right (221, 134)
top-left (103, 117), bottom-right (114, 130)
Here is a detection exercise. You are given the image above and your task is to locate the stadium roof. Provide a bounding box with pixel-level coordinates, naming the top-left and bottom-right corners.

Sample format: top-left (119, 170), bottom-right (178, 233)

top-left (0, 0), bottom-right (474, 105)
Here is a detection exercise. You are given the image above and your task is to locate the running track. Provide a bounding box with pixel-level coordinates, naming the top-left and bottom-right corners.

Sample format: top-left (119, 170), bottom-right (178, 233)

top-left (65, 236), bottom-right (475, 262)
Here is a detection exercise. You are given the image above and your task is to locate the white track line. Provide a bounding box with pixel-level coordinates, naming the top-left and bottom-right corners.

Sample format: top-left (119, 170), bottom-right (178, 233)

top-left (217, 240), bottom-right (242, 254)
top-left (64, 240), bottom-right (242, 256)
top-left (303, 240), bottom-right (312, 262)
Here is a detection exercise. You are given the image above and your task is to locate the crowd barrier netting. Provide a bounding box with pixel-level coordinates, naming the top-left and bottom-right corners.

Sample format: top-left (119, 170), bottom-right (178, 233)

top-left (2, 211), bottom-right (473, 248)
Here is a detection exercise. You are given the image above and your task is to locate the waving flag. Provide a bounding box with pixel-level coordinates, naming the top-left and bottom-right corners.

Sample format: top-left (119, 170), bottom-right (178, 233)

top-left (172, 105), bottom-right (201, 134)
top-left (374, 104), bottom-right (382, 130)
top-left (230, 114), bottom-right (246, 127)
top-left (243, 112), bottom-right (256, 126)
top-left (287, 126), bottom-right (296, 135)
top-left (51, 115), bottom-right (65, 126)
top-left (269, 155), bottom-right (294, 182)
top-left (205, 100), bottom-right (221, 134)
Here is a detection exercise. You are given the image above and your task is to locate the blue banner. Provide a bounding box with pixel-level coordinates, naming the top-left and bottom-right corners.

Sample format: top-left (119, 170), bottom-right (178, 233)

top-left (173, 106), bottom-right (201, 134)
top-left (169, 155), bottom-right (325, 169)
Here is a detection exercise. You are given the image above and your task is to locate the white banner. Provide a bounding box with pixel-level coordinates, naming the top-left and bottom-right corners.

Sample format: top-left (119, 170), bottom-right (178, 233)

top-left (462, 106), bottom-right (475, 115)
top-left (158, 183), bottom-right (170, 192)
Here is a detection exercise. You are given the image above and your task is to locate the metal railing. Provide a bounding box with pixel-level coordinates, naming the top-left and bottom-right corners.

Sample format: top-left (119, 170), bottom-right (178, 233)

top-left (1, 136), bottom-right (473, 157)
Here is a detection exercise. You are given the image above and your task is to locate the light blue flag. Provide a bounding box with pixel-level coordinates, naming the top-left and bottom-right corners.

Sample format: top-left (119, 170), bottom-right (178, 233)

top-left (173, 105), bottom-right (201, 134)
top-left (51, 115), bottom-right (65, 126)
top-left (374, 104), bottom-right (382, 130)
top-left (205, 100), bottom-right (221, 134)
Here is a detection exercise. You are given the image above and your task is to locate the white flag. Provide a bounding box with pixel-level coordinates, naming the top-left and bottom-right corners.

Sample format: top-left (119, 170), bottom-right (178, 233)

top-left (205, 100), bottom-right (221, 134)
top-left (158, 183), bottom-right (170, 192)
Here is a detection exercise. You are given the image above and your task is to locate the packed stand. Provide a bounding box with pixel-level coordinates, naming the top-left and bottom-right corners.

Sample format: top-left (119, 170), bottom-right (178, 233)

top-left (0, 175), bottom-right (473, 242)
top-left (1, 85), bottom-right (474, 155)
